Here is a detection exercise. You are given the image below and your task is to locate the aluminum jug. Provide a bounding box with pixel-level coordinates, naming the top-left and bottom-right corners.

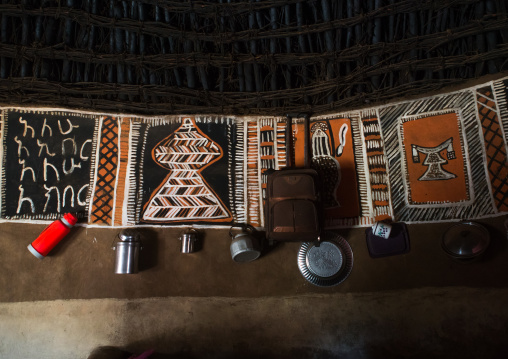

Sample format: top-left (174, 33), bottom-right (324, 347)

top-left (229, 224), bottom-right (261, 263)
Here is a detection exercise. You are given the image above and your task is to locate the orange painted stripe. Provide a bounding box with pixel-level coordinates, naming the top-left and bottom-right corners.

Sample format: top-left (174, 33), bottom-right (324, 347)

top-left (369, 168), bottom-right (387, 173)
top-left (113, 118), bottom-right (131, 226)
top-left (371, 184), bottom-right (388, 190)
top-left (375, 213), bottom-right (391, 222)
top-left (366, 150), bottom-right (385, 157)
top-left (364, 134), bottom-right (381, 141)
top-left (374, 200), bottom-right (389, 206)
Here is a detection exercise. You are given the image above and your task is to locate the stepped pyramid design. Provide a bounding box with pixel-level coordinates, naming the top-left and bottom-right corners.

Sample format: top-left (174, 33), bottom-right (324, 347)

top-left (142, 117), bottom-right (231, 222)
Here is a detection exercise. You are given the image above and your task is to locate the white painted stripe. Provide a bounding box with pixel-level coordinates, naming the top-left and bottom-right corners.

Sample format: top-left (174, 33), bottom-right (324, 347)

top-left (88, 116), bottom-right (103, 221)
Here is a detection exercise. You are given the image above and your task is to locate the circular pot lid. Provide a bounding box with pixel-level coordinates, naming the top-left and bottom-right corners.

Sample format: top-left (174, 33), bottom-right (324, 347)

top-left (442, 221), bottom-right (490, 259)
top-left (298, 232), bottom-right (353, 287)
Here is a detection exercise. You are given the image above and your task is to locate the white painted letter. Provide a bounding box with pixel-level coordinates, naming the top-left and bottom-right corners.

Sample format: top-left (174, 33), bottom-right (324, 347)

top-left (41, 118), bottom-right (52, 137)
top-left (77, 184), bottom-right (89, 206)
top-left (58, 119), bottom-right (79, 135)
top-left (62, 137), bottom-right (77, 155)
top-left (43, 157), bottom-right (60, 182)
top-left (37, 139), bottom-right (56, 157)
top-left (19, 117), bottom-right (35, 138)
top-left (63, 185), bottom-right (75, 208)
top-left (80, 139), bottom-right (92, 161)
top-left (62, 158), bottom-right (82, 175)
top-left (14, 136), bottom-right (29, 158)
top-left (16, 185), bottom-right (35, 213)
top-left (19, 159), bottom-right (36, 182)
top-left (43, 185), bottom-right (61, 213)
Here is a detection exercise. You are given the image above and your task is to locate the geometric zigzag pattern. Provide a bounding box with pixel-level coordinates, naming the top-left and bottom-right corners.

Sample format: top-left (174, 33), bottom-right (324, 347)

top-left (143, 170), bottom-right (229, 219)
top-left (90, 117), bottom-right (119, 225)
top-left (476, 86), bottom-right (508, 212)
top-left (142, 118), bottom-right (230, 222)
top-left (154, 119), bottom-right (221, 170)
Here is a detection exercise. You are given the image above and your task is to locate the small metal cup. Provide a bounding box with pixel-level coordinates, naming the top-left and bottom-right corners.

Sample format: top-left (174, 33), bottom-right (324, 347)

top-left (113, 229), bottom-right (141, 274)
top-left (179, 229), bottom-right (199, 254)
top-left (230, 224), bottom-right (261, 263)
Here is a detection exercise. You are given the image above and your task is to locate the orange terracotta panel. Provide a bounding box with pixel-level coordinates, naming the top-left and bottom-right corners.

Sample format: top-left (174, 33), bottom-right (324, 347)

top-left (401, 112), bottom-right (470, 205)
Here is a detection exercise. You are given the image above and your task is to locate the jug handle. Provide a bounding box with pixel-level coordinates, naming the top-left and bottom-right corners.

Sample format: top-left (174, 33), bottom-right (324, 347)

top-left (229, 223), bottom-right (255, 239)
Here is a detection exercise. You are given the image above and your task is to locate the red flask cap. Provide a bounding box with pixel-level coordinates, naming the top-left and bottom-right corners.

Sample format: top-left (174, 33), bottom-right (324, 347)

top-left (62, 213), bottom-right (78, 226)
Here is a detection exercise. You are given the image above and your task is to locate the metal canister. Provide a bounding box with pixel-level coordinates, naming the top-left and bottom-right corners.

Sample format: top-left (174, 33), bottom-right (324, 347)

top-left (113, 229), bottom-right (141, 274)
top-left (179, 229), bottom-right (199, 253)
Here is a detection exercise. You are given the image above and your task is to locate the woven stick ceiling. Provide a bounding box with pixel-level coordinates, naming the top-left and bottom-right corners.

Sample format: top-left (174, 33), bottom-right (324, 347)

top-left (0, 0), bottom-right (507, 115)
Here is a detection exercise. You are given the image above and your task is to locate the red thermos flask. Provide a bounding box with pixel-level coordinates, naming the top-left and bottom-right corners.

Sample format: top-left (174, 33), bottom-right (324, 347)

top-left (27, 213), bottom-right (78, 259)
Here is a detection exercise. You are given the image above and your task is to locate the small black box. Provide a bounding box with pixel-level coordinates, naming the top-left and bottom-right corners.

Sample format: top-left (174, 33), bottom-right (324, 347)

top-left (365, 222), bottom-right (410, 258)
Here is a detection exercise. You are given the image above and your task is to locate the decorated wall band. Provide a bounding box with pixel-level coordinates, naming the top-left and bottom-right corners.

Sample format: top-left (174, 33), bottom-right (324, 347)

top-left (1, 76), bottom-right (507, 227)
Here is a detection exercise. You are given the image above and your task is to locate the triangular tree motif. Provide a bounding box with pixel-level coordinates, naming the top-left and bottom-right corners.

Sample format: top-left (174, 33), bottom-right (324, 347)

top-left (142, 117), bottom-right (231, 222)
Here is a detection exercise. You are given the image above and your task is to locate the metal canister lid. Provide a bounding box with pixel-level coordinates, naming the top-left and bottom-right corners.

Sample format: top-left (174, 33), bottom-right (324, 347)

top-left (119, 229), bottom-right (140, 242)
top-left (442, 221), bottom-right (490, 259)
